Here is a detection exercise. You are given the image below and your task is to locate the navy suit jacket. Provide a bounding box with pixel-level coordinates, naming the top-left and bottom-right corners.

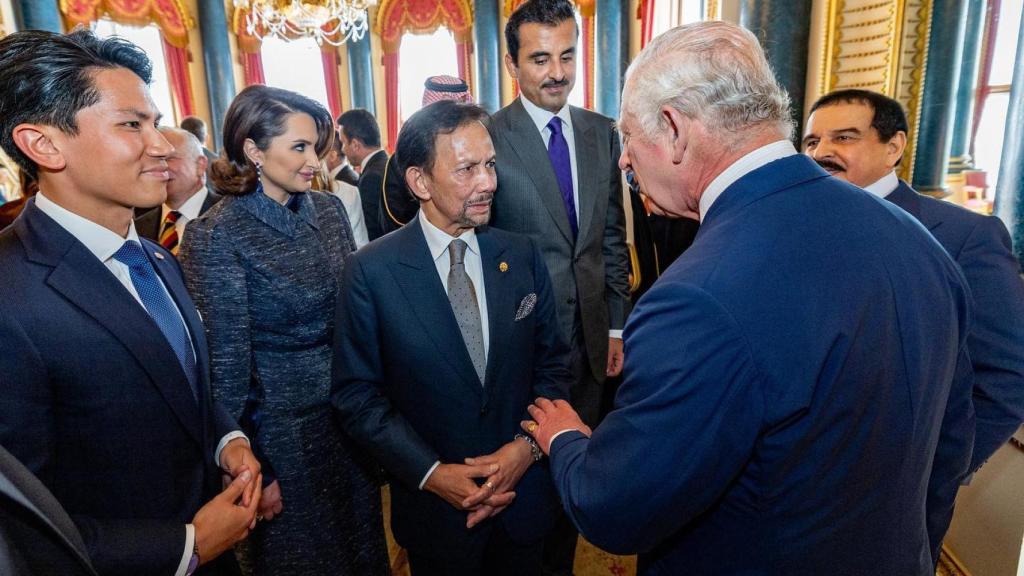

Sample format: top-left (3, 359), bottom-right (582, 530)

top-left (0, 200), bottom-right (239, 576)
top-left (331, 217), bottom-right (572, 555)
top-left (887, 180), bottom-right (1024, 469)
top-left (547, 155), bottom-right (974, 575)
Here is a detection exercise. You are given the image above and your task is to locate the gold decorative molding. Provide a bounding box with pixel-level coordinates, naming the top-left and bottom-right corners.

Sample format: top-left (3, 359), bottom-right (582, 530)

top-left (705, 0), bottom-right (720, 21)
top-left (894, 0), bottom-right (930, 182)
top-left (937, 544), bottom-right (972, 576)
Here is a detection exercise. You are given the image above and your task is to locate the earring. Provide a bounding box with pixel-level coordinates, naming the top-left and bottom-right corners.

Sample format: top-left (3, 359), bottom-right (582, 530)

top-left (254, 162), bottom-right (264, 195)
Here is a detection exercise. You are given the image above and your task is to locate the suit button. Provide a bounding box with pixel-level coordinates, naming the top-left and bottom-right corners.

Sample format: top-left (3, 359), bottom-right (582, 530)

top-left (480, 408), bottom-right (488, 415)
top-left (566, 297), bottom-right (576, 305)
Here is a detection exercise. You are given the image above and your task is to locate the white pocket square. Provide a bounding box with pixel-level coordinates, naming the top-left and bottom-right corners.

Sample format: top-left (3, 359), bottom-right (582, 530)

top-left (515, 293), bottom-right (537, 321)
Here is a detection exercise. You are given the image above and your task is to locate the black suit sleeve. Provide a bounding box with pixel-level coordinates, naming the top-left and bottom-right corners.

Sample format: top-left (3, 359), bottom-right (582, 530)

top-left (358, 171), bottom-right (385, 242)
top-left (331, 256), bottom-right (440, 489)
top-left (602, 125), bottom-right (631, 330)
top-left (0, 311), bottom-right (185, 576)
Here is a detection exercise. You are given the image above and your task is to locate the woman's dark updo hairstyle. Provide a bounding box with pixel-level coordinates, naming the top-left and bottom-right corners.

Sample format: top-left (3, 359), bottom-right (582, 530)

top-left (212, 84), bottom-right (335, 195)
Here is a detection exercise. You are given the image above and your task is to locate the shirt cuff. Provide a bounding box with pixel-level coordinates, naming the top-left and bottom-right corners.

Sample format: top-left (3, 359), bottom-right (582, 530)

top-left (548, 429), bottom-right (580, 453)
top-left (214, 431), bottom-right (250, 469)
top-left (418, 461), bottom-right (441, 490)
top-left (174, 524), bottom-right (195, 576)
top-left (608, 330), bottom-right (623, 339)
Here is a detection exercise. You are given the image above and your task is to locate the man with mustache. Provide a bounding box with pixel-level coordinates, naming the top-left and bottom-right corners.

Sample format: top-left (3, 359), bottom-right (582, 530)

top-left (486, 3), bottom-right (631, 571)
top-left (332, 100), bottom-right (572, 576)
top-left (804, 89), bottom-right (1024, 539)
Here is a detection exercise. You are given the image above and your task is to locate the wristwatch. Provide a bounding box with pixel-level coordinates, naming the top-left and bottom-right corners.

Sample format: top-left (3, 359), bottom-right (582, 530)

top-left (185, 542), bottom-right (200, 575)
top-left (514, 434), bottom-right (543, 462)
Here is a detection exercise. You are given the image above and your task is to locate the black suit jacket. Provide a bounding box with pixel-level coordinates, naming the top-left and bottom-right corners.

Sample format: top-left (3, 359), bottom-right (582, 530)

top-left (135, 187), bottom-right (222, 243)
top-left (358, 150), bottom-right (388, 241)
top-left (332, 218), bottom-right (572, 555)
top-left (334, 163), bottom-right (360, 188)
top-left (378, 154), bottom-right (419, 235)
top-left (0, 200), bottom-right (240, 576)
top-left (887, 180), bottom-right (1024, 471)
top-left (0, 444), bottom-right (97, 576)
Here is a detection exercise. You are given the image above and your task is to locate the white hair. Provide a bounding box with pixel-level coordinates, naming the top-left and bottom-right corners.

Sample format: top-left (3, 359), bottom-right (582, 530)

top-left (159, 126), bottom-right (203, 159)
top-left (622, 21), bottom-right (793, 145)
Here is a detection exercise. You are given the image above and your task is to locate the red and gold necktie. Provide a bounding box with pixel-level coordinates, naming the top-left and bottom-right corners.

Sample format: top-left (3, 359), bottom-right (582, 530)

top-left (159, 211), bottom-right (181, 255)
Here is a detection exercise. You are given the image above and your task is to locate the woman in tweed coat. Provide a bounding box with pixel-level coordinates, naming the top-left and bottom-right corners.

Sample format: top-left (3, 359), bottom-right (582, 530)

top-left (180, 85), bottom-right (388, 576)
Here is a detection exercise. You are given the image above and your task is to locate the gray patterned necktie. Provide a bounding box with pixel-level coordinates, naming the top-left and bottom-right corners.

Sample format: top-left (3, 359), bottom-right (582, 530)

top-left (448, 239), bottom-right (485, 384)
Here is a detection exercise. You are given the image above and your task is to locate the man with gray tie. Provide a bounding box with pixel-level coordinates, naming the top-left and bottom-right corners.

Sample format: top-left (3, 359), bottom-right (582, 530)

top-left (487, 1), bottom-right (631, 572)
top-left (332, 100), bottom-right (571, 575)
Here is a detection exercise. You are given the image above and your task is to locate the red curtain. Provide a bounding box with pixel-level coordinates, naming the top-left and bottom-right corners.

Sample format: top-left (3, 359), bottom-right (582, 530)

top-left (970, 0), bottom-right (1001, 158)
top-left (383, 51), bottom-right (400, 152)
top-left (321, 50), bottom-right (343, 119)
top-left (242, 52), bottom-right (266, 87)
top-left (161, 38), bottom-right (195, 119)
top-left (638, 0), bottom-right (656, 48)
top-left (456, 41), bottom-right (473, 95)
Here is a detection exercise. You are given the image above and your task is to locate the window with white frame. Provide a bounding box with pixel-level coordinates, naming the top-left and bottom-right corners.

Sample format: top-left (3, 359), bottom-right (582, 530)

top-left (398, 28), bottom-right (461, 123)
top-left (261, 36), bottom-right (331, 113)
top-left (92, 19), bottom-right (177, 125)
top-left (651, 0), bottom-right (705, 39)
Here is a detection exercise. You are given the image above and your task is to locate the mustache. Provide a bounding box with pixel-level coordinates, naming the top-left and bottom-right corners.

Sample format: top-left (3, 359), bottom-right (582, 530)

top-left (464, 192), bottom-right (494, 206)
top-left (542, 79), bottom-right (569, 89)
top-left (815, 159), bottom-right (845, 173)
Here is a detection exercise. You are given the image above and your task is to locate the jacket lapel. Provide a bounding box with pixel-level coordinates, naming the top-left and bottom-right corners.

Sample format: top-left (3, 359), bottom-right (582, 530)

top-left (570, 107), bottom-right (599, 251)
top-left (887, 180), bottom-right (942, 231)
top-left (500, 100), bottom-right (574, 243)
top-left (388, 220), bottom-right (484, 397)
top-left (478, 230), bottom-right (514, 388)
top-left (20, 203), bottom-right (204, 446)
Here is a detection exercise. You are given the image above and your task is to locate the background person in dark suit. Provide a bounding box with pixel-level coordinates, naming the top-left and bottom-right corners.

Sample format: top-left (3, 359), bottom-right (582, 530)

top-left (803, 89), bottom-right (1024, 554)
top-left (180, 116), bottom-right (218, 166)
top-left (338, 108), bottom-right (387, 241)
top-left (0, 29), bottom-right (262, 576)
top-left (332, 101), bottom-right (572, 576)
top-left (487, 4), bottom-right (631, 570)
top-left (136, 127), bottom-right (221, 254)
top-left (0, 443), bottom-right (97, 576)
top-left (523, 22), bottom-right (974, 576)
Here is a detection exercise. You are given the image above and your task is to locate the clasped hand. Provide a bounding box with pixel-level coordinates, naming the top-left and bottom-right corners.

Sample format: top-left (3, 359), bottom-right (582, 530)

top-left (424, 439), bottom-right (534, 528)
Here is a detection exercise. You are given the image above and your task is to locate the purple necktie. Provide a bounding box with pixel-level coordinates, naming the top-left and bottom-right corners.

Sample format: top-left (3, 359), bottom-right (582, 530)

top-left (546, 117), bottom-right (578, 239)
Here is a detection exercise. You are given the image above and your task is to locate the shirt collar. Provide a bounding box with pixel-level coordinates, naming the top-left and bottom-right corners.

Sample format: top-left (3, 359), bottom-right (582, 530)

top-left (699, 140), bottom-right (797, 222)
top-left (520, 96), bottom-right (573, 137)
top-left (34, 191), bottom-right (142, 263)
top-left (862, 170), bottom-right (899, 199)
top-left (163, 186), bottom-right (208, 221)
top-left (360, 148), bottom-right (384, 173)
top-left (418, 212), bottom-right (480, 263)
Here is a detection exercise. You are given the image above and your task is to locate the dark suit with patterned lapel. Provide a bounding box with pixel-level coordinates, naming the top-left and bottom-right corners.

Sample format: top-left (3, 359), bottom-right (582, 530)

top-left (332, 216), bottom-right (571, 562)
top-left (0, 443), bottom-right (97, 576)
top-left (0, 200), bottom-right (240, 576)
top-left (135, 187), bottom-right (222, 244)
top-left (488, 98), bottom-right (630, 427)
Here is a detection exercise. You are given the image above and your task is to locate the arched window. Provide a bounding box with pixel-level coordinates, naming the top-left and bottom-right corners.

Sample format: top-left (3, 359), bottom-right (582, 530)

top-left (398, 28), bottom-right (460, 122)
top-left (261, 36), bottom-right (332, 113)
top-left (92, 19), bottom-right (177, 125)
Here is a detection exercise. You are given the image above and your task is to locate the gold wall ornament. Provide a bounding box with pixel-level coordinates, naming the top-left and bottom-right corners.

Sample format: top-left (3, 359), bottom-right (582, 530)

top-left (705, 0), bottom-right (721, 20)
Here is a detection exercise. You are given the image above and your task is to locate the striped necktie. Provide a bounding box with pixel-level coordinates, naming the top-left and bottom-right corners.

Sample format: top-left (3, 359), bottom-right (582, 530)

top-left (159, 210), bottom-right (181, 255)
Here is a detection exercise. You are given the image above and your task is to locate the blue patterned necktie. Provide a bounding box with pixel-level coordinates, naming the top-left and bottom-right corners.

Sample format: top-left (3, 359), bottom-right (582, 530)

top-left (546, 116), bottom-right (578, 239)
top-left (113, 240), bottom-right (198, 401)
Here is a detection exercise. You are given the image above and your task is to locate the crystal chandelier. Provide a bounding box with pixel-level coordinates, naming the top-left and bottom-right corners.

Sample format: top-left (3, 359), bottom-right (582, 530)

top-left (234, 0), bottom-right (376, 46)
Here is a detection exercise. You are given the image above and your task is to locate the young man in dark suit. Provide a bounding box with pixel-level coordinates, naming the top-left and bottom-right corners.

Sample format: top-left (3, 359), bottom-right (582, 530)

top-left (332, 101), bottom-right (572, 576)
top-left (486, 4), bottom-right (631, 569)
top-left (804, 89), bottom-right (1024, 554)
top-left (524, 22), bottom-right (974, 575)
top-left (135, 127), bottom-right (221, 255)
top-left (338, 108), bottom-right (388, 241)
top-left (0, 30), bottom-right (261, 576)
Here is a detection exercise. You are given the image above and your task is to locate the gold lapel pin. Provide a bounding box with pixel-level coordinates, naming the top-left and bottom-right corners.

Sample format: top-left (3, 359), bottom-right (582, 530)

top-left (499, 262), bottom-right (509, 273)
top-left (153, 252), bottom-right (165, 260)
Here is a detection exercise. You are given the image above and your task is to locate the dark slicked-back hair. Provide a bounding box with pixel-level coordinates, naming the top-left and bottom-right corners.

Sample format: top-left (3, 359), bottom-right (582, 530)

top-left (505, 0), bottom-right (577, 63)
top-left (810, 89), bottom-right (909, 142)
top-left (180, 116), bottom-right (207, 142)
top-left (0, 29), bottom-right (153, 177)
top-left (212, 84), bottom-right (334, 195)
top-left (395, 101), bottom-right (490, 180)
top-left (337, 108), bottom-right (381, 148)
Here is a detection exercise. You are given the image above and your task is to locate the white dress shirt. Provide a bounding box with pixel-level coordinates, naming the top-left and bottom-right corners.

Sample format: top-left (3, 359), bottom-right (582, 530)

top-left (863, 170), bottom-right (899, 199)
top-left (698, 140), bottom-right (797, 221)
top-left (416, 213), bottom-right (491, 489)
top-left (520, 97), bottom-right (623, 339)
top-left (35, 191), bottom-right (246, 576)
top-left (161, 186), bottom-right (208, 245)
top-left (327, 161), bottom-right (370, 248)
